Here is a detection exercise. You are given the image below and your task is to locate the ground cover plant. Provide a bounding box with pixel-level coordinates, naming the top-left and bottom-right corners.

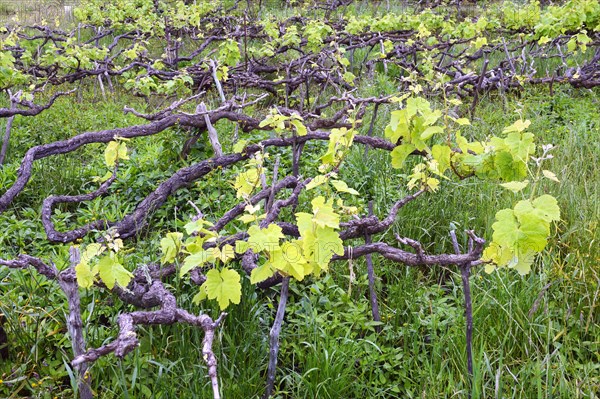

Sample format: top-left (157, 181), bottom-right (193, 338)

top-left (0, 0), bottom-right (598, 397)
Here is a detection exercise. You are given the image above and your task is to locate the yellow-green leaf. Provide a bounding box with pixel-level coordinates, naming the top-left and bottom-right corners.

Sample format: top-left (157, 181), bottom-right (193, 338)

top-left (331, 180), bottom-right (359, 195)
top-left (472, 37), bottom-right (487, 49)
top-left (390, 143), bottom-right (416, 169)
top-left (202, 268), bottom-right (242, 310)
top-left (233, 139), bottom-right (248, 153)
top-left (431, 144), bottom-right (451, 174)
top-left (500, 180), bottom-right (529, 193)
top-left (311, 196), bottom-right (340, 229)
top-left (181, 250), bottom-right (214, 277)
top-left (75, 261), bottom-right (95, 288)
top-left (290, 119), bottom-right (307, 136)
top-left (97, 255), bottom-right (132, 289)
top-left (306, 175), bottom-right (328, 190)
top-left (542, 170), bottom-right (560, 182)
top-left (250, 262), bottom-right (275, 284)
top-left (104, 141), bottom-right (119, 168)
top-left (503, 119), bottom-right (531, 134)
top-left (160, 232), bottom-right (183, 265)
top-left (420, 125), bottom-right (444, 140)
top-left (218, 244), bottom-right (235, 264)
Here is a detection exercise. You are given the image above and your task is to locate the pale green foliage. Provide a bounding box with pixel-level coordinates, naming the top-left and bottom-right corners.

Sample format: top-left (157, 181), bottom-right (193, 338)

top-left (383, 97), bottom-right (561, 275)
top-left (194, 268), bottom-right (242, 310)
top-left (330, 180), bottom-right (359, 195)
top-left (233, 195), bottom-right (344, 284)
top-left (218, 39), bottom-right (241, 67)
top-left (75, 233), bottom-right (132, 289)
top-left (385, 97), bottom-right (444, 153)
top-left (259, 108), bottom-right (307, 136)
top-left (97, 254), bottom-right (132, 290)
top-left (104, 141), bottom-right (128, 168)
top-left (484, 195), bottom-right (560, 275)
top-left (500, 180), bottom-right (530, 193)
top-left (160, 232), bottom-right (183, 265)
top-left (234, 168), bottom-right (260, 199)
top-left (320, 127), bottom-right (355, 171)
top-left (304, 20), bottom-right (333, 53)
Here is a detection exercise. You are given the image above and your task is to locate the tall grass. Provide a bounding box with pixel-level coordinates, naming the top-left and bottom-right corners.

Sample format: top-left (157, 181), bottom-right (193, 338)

top-left (0, 0), bottom-right (77, 25)
top-left (0, 14), bottom-right (598, 399)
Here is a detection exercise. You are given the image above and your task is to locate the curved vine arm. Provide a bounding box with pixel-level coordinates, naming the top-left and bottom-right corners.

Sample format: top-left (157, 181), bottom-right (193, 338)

top-left (333, 231), bottom-right (485, 266)
top-left (41, 167), bottom-right (118, 243)
top-left (0, 252), bottom-right (225, 399)
top-left (0, 89), bottom-right (76, 118)
top-left (0, 254), bottom-right (58, 279)
top-left (70, 279), bottom-right (226, 399)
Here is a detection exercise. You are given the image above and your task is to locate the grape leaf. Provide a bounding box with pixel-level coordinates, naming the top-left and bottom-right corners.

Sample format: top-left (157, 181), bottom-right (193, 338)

top-left (234, 168), bottom-right (260, 198)
top-left (181, 250), bottom-right (214, 277)
top-left (233, 139), bottom-right (248, 153)
top-left (331, 180), bottom-right (359, 195)
top-left (503, 119), bottom-right (531, 133)
top-left (217, 244), bottom-right (235, 264)
top-left (532, 194), bottom-right (561, 222)
top-left (510, 250), bottom-right (537, 275)
top-left (432, 144), bottom-right (451, 174)
top-left (313, 226), bottom-right (344, 270)
top-left (495, 151), bottom-right (527, 181)
top-left (491, 209), bottom-right (520, 247)
top-left (390, 143), bottom-right (416, 169)
top-left (504, 132), bottom-right (535, 161)
top-left (192, 288), bottom-right (207, 305)
top-left (542, 170), bottom-right (560, 182)
top-left (202, 268), bottom-right (242, 310)
top-left (75, 261), bottom-right (96, 288)
top-left (160, 232), bottom-right (183, 265)
top-left (247, 224), bottom-right (284, 252)
top-left (295, 212), bottom-right (313, 236)
top-left (97, 255), bottom-right (132, 289)
top-left (405, 97), bottom-right (430, 118)
top-left (500, 180), bottom-right (529, 193)
top-left (306, 174), bottom-right (328, 190)
top-left (290, 119), bottom-right (307, 136)
top-left (311, 196), bottom-right (340, 229)
top-left (104, 141), bottom-right (119, 167)
top-left (184, 218), bottom-right (214, 235)
top-left (250, 262), bottom-right (275, 284)
top-left (420, 125), bottom-right (444, 140)
top-left (83, 243), bottom-right (104, 261)
top-left (235, 240), bottom-right (250, 254)
top-left (482, 242), bottom-right (514, 273)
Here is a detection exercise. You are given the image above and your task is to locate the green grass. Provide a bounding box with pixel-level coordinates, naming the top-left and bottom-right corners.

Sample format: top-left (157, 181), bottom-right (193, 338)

top-left (1, 84), bottom-right (598, 399)
top-left (0, 29), bottom-right (599, 399)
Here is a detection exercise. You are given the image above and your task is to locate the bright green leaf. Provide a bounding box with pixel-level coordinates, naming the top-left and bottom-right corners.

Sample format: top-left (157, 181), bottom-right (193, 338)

top-left (500, 180), bottom-right (529, 193)
top-left (250, 262), bottom-right (275, 284)
top-left (331, 180), bottom-right (359, 195)
top-left (390, 143), bottom-right (416, 169)
top-left (97, 255), bottom-right (132, 289)
top-left (75, 261), bottom-right (95, 288)
top-left (420, 125), bottom-right (444, 140)
top-left (202, 268), bottom-right (242, 310)
top-left (181, 250), bottom-right (214, 276)
top-left (311, 196), bottom-right (340, 229)
top-left (104, 141), bottom-right (119, 168)
top-left (160, 232), bottom-right (183, 265)
top-left (542, 170), bottom-right (560, 182)
top-left (503, 119), bottom-right (531, 134)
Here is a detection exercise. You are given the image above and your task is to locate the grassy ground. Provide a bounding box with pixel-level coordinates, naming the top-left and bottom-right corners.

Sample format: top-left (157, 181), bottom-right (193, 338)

top-left (0, 1), bottom-right (76, 25)
top-left (0, 15), bottom-right (598, 399)
top-left (0, 80), bottom-right (597, 398)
